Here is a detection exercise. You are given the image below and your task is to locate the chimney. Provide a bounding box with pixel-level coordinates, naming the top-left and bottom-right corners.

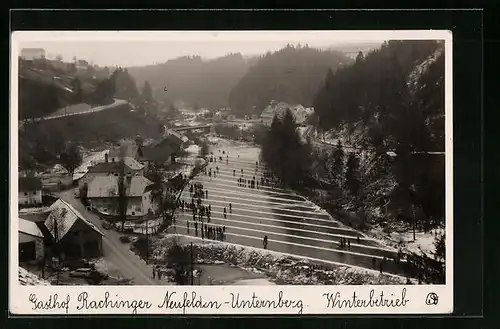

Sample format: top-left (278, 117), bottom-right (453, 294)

top-left (105, 153), bottom-right (109, 163)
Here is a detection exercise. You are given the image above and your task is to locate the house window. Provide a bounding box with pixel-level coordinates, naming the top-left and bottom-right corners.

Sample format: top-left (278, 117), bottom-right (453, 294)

top-left (24, 200), bottom-right (28, 204)
top-left (33, 191), bottom-right (36, 195)
top-left (24, 192), bottom-right (28, 196)
top-left (132, 211), bottom-right (135, 216)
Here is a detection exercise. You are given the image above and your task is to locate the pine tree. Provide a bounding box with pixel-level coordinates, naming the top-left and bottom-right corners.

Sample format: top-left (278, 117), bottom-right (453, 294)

top-left (331, 140), bottom-right (345, 186)
top-left (59, 142), bottom-right (82, 176)
top-left (142, 80), bottom-right (153, 102)
top-left (356, 51), bottom-right (364, 63)
top-left (345, 152), bottom-right (361, 198)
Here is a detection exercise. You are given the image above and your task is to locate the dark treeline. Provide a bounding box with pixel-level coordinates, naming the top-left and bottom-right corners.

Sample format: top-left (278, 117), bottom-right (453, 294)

top-left (259, 40), bottom-right (446, 283)
top-left (311, 40), bottom-right (445, 229)
top-left (228, 44), bottom-right (351, 116)
top-left (128, 53), bottom-right (256, 110)
top-left (261, 111), bottom-right (313, 188)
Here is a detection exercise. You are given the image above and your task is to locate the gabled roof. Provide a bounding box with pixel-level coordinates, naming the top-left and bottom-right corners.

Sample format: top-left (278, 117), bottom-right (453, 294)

top-left (88, 157), bottom-right (144, 174)
top-left (88, 162), bottom-right (122, 173)
top-left (108, 144), bottom-right (139, 159)
top-left (19, 218), bottom-right (44, 239)
top-left (139, 145), bottom-right (174, 163)
top-left (87, 175), bottom-right (153, 198)
top-left (45, 199), bottom-right (104, 240)
top-left (19, 177), bottom-right (42, 192)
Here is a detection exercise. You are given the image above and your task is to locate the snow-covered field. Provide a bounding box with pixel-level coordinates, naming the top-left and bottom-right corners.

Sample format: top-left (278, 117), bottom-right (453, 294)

top-left (369, 225), bottom-right (444, 255)
top-left (152, 235), bottom-right (408, 285)
top-left (19, 206), bottom-right (50, 214)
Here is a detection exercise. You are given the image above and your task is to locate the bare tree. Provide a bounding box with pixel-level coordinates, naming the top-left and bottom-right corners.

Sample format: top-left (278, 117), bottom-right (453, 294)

top-left (166, 239), bottom-right (192, 285)
top-left (45, 207), bottom-right (67, 284)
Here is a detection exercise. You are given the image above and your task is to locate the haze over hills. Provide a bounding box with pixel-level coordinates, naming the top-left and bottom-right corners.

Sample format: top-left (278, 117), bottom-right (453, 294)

top-left (127, 53), bottom-right (258, 110)
top-left (228, 45), bottom-right (353, 115)
top-left (127, 44), bottom-right (364, 115)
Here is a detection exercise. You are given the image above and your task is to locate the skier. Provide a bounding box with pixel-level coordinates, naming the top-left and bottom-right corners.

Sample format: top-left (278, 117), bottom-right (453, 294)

top-left (263, 235), bottom-right (268, 249)
top-left (229, 203), bottom-right (232, 213)
top-left (205, 190), bottom-right (208, 199)
top-left (223, 207), bottom-right (227, 219)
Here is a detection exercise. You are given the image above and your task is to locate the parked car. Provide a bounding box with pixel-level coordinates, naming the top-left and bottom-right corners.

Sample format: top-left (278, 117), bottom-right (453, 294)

top-left (119, 235), bottom-right (131, 243)
top-left (73, 188), bottom-right (80, 198)
top-left (101, 221), bottom-right (112, 230)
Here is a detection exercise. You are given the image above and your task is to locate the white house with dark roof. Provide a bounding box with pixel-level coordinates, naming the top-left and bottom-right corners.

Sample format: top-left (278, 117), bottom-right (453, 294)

top-left (18, 218), bottom-right (45, 262)
top-left (19, 177), bottom-right (43, 206)
top-left (86, 175), bottom-right (157, 217)
top-left (45, 199), bottom-right (104, 258)
top-left (20, 48), bottom-right (46, 60)
top-left (77, 153), bottom-right (144, 189)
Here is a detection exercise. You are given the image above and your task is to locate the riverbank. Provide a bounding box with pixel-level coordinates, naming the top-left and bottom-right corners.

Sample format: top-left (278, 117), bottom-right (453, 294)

top-left (151, 234), bottom-right (409, 285)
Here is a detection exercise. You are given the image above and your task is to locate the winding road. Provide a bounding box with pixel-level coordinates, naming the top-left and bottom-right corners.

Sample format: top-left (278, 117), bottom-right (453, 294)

top-left (57, 190), bottom-right (160, 285)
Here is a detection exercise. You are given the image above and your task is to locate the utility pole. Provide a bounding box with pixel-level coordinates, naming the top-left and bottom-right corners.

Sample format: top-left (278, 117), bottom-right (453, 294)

top-left (145, 217), bottom-right (149, 264)
top-left (190, 242), bottom-right (194, 285)
top-left (412, 204), bottom-right (416, 241)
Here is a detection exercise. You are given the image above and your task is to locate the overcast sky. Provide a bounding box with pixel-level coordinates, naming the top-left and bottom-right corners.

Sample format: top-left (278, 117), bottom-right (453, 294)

top-left (12, 30), bottom-right (445, 67)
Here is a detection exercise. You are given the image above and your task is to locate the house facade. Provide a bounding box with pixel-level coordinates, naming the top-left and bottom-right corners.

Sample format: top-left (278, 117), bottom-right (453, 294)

top-left (19, 177), bottom-right (43, 206)
top-left (260, 100), bottom-right (314, 126)
top-left (18, 218), bottom-right (45, 263)
top-left (20, 48), bottom-right (46, 61)
top-left (87, 175), bottom-right (157, 218)
top-left (45, 199), bottom-right (104, 258)
top-left (78, 153), bottom-right (144, 189)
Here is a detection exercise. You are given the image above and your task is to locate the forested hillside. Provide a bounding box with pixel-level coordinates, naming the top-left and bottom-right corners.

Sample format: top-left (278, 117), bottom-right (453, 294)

top-left (228, 45), bottom-right (351, 116)
top-left (260, 40), bottom-right (446, 283)
top-left (262, 40), bottom-right (445, 232)
top-left (127, 53), bottom-right (256, 109)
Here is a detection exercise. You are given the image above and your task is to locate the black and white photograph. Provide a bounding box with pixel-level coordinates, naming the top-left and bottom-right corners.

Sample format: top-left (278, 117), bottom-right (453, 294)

top-left (11, 30), bottom-right (452, 314)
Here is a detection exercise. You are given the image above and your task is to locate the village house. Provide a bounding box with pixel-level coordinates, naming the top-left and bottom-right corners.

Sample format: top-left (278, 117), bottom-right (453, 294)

top-left (18, 217), bottom-right (45, 263)
top-left (20, 48), bottom-right (46, 61)
top-left (44, 199), bottom-right (104, 258)
top-left (86, 175), bottom-right (157, 218)
top-left (19, 177), bottom-right (43, 207)
top-left (39, 164), bottom-right (73, 191)
top-left (260, 100), bottom-right (313, 126)
top-left (138, 136), bottom-right (182, 169)
top-left (75, 59), bottom-right (89, 72)
top-left (78, 153), bottom-right (144, 189)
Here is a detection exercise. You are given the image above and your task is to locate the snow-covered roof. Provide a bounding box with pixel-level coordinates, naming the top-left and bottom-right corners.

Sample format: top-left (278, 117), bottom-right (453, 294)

top-left (260, 101), bottom-right (312, 124)
top-left (19, 267), bottom-right (50, 286)
top-left (87, 175), bottom-right (153, 198)
top-left (50, 164), bottom-right (69, 175)
top-left (45, 199), bottom-right (104, 240)
top-left (19, 218), bottom-right (44, 238)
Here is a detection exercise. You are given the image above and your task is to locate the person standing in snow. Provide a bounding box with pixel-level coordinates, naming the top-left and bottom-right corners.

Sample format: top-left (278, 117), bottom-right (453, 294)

top-left (263, 235), bottom-right (268, 249)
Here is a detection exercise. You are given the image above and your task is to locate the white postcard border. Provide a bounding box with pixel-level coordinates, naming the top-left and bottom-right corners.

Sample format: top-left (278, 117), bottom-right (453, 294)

top-left (9, 30), bottom-right (453, 315)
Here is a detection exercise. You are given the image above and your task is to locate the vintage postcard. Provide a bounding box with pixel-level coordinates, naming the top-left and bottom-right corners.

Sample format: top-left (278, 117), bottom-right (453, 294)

top-left (10, 30), bottom-right (452, 315)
